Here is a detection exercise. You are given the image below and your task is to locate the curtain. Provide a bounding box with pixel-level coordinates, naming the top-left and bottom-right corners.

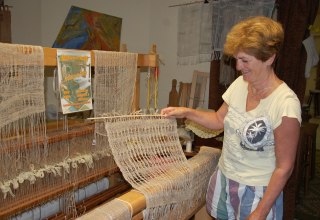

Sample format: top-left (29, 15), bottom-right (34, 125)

top-left (276, 0), bottom-right (319, 103)
top-left (0, 4), bottom-right (11, 43)
top-left (212, 0), bottom-right (275, 56)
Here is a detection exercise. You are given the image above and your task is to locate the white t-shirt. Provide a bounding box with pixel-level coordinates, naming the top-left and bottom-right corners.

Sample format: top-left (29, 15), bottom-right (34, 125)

top-left (219, 76), bottom-right (302, 186)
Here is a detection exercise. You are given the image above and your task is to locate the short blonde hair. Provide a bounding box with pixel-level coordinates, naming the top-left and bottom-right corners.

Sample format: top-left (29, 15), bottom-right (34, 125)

top-left (223, 16), bottom-right (284, 62)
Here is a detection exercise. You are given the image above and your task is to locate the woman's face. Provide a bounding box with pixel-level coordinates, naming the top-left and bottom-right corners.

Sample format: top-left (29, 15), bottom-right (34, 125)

top-left (234, 51), bottom-right (269, 83)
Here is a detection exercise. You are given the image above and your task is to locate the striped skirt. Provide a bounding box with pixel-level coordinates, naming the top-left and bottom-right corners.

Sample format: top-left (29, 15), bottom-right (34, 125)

top-left (206, 169), bottom-right (283, 220)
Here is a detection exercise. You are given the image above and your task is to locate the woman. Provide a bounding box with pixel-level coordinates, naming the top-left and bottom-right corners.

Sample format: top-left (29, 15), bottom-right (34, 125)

top-left (161, 16), bottom-right (301, 220)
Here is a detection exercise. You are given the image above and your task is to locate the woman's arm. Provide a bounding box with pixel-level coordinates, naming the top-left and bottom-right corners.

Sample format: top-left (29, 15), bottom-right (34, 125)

top-left (161, 102), bottom-right (229, 130)
top-left (248, 116), bottom-right (300, 220)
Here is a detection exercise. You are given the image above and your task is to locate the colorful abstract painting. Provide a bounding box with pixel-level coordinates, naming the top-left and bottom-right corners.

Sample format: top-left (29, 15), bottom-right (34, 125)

top-left (53, 6), bottom-right (122, 51)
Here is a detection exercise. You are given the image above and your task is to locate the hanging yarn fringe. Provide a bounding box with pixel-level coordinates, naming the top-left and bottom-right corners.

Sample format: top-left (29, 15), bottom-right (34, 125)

top-left (93, 51), bottom-right (138, 156)
top-left (0, 43), bottom-right (46, 197)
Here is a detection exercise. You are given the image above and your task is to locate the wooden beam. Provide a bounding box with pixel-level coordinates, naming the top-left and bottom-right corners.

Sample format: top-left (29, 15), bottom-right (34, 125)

top-left (104, 190), bottom-right (205, 220)
top-left (0, 167), bottom-right (120, 219)
top-left (117, 190), bottom-right (146, 217)
top-left (43, 47), bottom-right (158, 67)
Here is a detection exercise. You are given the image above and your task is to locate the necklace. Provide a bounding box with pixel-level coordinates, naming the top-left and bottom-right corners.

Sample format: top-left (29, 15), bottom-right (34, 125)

top-left (248, 84), bottom-right (274, 100)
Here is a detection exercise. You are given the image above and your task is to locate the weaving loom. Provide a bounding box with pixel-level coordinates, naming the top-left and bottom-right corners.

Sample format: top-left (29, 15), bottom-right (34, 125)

top-left (0, 42), bottom-right (155, 219)
top-left (0, 42), bottom-right (221, 220)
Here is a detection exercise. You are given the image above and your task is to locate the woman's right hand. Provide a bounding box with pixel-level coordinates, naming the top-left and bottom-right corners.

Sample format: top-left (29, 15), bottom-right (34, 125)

top-left (160, 107), bottom-right (190, 119)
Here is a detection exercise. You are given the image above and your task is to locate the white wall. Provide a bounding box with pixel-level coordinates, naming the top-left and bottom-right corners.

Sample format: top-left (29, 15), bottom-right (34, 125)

top-left (148, 0), bottom-right (211, 109)
top-left (10, 0), bottom-right (41, 45)
top-left (6, 0), bottom-right (211, 110)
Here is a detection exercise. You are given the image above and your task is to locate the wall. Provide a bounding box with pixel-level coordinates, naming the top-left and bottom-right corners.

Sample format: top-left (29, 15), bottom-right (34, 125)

top-left (10, 0), bottom-right (41, 45)
top-left (5, 0), bottom-right (211, 110)
top-left (147, 0), bottom-right (211, 109)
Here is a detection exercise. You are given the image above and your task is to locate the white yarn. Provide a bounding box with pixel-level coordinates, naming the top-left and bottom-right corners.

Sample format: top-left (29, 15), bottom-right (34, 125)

top-left (102, 114), bottom-right (221, 219)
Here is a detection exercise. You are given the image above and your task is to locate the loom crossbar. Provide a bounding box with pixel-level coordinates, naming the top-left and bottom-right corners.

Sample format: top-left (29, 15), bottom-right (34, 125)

top-left (43, 47), bottom-right (158, 67)
top-left (46, 182), bottom-right (131, 220)
top-left (0, 166), bottom-right (120, 219)
top-left (0, 121), bottom-right (94, 154)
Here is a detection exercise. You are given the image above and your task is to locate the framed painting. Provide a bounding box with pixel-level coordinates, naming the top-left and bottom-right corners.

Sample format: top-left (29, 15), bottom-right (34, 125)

top-left (53, 6), bottom-right (122, 51)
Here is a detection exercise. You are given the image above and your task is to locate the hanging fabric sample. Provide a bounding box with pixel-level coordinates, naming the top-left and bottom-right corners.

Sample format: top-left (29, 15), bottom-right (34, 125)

top-left (212, 0), bottom-right (275, 57)
top-left (102, 114), bottom-right (220, 219)
top-left (0, 42), bottom-right (45, 198)
top-left (57, 49), bottom-right (93, 114)
top-left (93, 51), bottom-right (137, 155)
top-left (176, 0), bottom-right (275, 63)
top-left (177, 1), bottom-right (214, 65)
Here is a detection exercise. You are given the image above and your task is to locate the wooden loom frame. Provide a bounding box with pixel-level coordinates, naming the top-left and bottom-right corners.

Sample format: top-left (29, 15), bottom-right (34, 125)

top-left (0, 46), bottom-right (158, 219)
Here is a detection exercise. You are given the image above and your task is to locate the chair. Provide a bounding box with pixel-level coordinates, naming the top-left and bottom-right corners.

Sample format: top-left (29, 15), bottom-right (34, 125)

top-left (188, 70), bottom-right (209, 109)
top-left (298, 122), bottom-right (318, 195)
top-left (306, 89), bottom-right (320, 117)
top-left (284, 122), bottom-right (317, 218)
top-left (178, 81), bottom-right (192, 107)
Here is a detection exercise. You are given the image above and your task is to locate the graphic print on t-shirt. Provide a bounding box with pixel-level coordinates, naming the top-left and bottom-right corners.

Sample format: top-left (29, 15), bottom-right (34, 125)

top-left (225, 105), bottom-right (275, 153)
top-left (239, 116), bottom-right (274, 151)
